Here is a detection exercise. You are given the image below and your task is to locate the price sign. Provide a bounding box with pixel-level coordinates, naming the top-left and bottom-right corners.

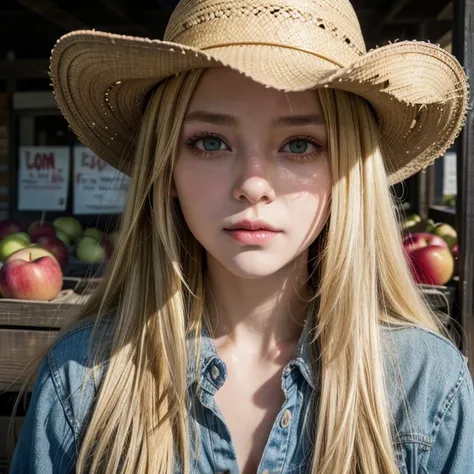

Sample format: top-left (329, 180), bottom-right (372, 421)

top-left (18, 146), bottom-right (70, 211)
top-left (73, 146), bottom-right (130, 215)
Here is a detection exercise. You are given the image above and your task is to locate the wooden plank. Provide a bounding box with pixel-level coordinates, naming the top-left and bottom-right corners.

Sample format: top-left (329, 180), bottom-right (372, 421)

top-left (0, 329), bottom-right (57, 392)
top-left (0, 302), bottom-right (80, 329)
top-left (15, 0), bottom-right (88, 31)
top-left (0, 278), bottom-right (99, 328)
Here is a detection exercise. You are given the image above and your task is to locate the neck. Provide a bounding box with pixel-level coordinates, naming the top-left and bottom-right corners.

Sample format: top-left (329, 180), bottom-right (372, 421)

top-left (205, 251), bottom-right (311, 351)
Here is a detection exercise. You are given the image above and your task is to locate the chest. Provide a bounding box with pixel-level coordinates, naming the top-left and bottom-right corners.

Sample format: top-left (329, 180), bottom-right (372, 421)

top-left (214, 362), bottom-right (286, 474)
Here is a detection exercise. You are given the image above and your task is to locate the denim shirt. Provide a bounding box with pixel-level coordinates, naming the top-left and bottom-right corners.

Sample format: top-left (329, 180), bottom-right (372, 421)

top-left (10, 317), bottom-right (474, 474)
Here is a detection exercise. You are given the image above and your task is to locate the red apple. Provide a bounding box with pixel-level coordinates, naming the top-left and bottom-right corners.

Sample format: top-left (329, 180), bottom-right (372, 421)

top-left (28, 221), bottom-right (56, 240)
top-left (34, 236), bottom-right (69, 268)
top-left (402, 232), bottom-right (448, 254)
top-left (4, 246), bottom-right (56, 264)
top-left (406, 246), bottom-right (454, 286)
top-left (0, 251), bottom-right (63, 301)
top-left (0, 220), bottom-right (27, 240)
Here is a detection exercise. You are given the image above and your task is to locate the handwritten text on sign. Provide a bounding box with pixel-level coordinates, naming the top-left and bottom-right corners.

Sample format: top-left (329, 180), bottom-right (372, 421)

top-left (18, 146), bottom-right (70, 211)
top-left (73, 147), bottom-right (130, 215)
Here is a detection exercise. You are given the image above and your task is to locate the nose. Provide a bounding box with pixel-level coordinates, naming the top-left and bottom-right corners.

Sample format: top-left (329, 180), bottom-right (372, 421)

top-left (232, 155), bottom-right (276, 205)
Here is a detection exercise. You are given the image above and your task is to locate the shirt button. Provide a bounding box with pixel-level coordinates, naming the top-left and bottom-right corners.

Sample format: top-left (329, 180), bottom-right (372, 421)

top-left (211, 364), bottom-right (220, 380)
top-left (280, 409), bottom-right (292, 428)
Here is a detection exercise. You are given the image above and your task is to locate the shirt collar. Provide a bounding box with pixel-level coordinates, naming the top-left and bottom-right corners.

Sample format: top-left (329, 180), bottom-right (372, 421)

top-left (186, 318), bottom-right (315, 390)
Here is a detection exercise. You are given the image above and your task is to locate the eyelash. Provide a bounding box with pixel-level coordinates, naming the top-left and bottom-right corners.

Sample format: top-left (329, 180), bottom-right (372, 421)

top-left (184, 133), bottom-right (323, 161)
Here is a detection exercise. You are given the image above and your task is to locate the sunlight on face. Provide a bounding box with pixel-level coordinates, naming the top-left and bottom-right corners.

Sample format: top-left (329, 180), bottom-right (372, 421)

top-left (173, 68), bottom-right (332, 278)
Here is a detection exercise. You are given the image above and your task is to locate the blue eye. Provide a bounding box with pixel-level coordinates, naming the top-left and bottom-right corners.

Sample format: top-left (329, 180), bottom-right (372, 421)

top-left (280, 137), bottom-right (322, 156)
top-left (185, 133), bottom-right (231, 158)
top-left (287, 140), bottom-right (309, 154)
top-left (198, 136), bottom-right (226, 151)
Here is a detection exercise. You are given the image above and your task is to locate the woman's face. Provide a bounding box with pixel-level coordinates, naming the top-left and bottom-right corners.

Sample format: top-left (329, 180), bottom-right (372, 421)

top-left (173, 68), bottom-right (331, 278)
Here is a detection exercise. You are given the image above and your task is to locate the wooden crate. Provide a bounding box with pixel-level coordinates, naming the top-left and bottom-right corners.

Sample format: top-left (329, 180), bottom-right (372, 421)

top-left (0, 277), bottom-right (99, 393)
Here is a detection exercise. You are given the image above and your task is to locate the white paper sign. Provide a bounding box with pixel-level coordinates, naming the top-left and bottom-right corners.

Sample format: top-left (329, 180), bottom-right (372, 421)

top-left (73, 147), bottom-right (130, 215)
top-left (443, 151), bottom-right (457, 196)
top-left (18, 146), bottom-right (70, 211)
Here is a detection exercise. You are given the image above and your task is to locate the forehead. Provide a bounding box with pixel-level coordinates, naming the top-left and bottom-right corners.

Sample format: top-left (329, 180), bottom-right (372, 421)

top-left (187, 68), bottom-right (322, 116)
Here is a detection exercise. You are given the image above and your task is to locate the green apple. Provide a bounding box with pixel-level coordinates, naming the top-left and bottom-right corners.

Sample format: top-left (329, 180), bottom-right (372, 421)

top-left (107, 231), bottom-right (119, 246)
top-left (53, 217), bottom-right (83, 243)
top-left (9, 232), bottom-right (31, 244)
top-left (0, 234), bottom-right (32, 261)
top-left (83, 228), bottom-right (104, 242)
top-left (76, 236), bottom-right (105, 263)
top-left (432, 223), bottom-right (457, 249)
top-left (55, 230), bottom-right (71, 246)
top-left (425, 219), bottom-right (436, 233)
top-left (402, 213), bottom-right (421, 230)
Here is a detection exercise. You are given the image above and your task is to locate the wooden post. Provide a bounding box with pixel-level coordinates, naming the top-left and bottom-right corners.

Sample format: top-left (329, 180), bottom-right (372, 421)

top-left (452, 0), bottom-right (474, 374)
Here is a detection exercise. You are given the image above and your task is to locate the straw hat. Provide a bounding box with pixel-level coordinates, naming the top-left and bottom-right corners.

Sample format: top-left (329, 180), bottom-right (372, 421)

top-left (49, 0), bottom-right (468, 185)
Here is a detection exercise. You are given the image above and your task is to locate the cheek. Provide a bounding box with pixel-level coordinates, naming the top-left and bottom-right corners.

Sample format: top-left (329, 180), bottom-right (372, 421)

top-left (173, 161), bottom-right (226, 221)
top-left (277, 162), bottom-right (331, 238)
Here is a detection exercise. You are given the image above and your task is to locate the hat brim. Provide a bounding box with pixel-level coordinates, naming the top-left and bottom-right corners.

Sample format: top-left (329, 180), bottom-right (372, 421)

top-left (50, 30), bottom-right (468, 185)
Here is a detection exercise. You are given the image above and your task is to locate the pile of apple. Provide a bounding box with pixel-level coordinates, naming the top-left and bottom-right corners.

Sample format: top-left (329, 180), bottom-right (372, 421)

top-left (0, 217), bottom-right (119, 301)
top-left (0, 218), bottom-right (69, 301)
top-left (402, 214), bottom-right (458, 286)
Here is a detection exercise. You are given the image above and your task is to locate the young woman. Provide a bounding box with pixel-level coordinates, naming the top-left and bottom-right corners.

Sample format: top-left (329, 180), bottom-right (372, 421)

top-left (9, 0), bottom-right (473, 473)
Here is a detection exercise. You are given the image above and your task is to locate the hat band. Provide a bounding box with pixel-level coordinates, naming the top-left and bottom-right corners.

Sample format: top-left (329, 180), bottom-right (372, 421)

top-left (199, 42), bottom-right (345, 68)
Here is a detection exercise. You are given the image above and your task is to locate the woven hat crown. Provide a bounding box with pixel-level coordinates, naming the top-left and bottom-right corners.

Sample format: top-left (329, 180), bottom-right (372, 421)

top-left (49, 0), bottom-right (468, 184)
top-left (164, 0), bottom-right (367, 67)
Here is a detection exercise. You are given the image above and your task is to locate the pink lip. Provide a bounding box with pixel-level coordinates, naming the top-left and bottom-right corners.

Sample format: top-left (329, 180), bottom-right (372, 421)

top-left (224, 219), bottom-right (279, 232)
top-left (223, 219), bottom-right (281, 245)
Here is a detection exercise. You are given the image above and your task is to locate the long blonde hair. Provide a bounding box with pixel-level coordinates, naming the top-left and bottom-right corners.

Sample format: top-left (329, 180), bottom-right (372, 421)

top-left (11, 70), bottom-right (449, 474)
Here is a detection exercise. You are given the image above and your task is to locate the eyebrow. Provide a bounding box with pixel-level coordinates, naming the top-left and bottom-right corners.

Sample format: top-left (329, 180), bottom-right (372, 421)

top-left (184, 111), bottom-right (326, 127)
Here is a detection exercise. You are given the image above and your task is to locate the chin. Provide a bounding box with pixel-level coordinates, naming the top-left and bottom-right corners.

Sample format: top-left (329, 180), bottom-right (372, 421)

top-left (223, 252), bottom-right (293, 279)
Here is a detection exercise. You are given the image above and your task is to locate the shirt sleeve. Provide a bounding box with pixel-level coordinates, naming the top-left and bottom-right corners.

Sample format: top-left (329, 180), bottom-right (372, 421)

top-left (9, 354), bottom-right (77, 474)
top-left (425, 360), bottom-right (474, 474)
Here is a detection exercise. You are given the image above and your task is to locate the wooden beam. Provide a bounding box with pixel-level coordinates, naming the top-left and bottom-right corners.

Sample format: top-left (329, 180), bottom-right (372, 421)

top-left (16, 0), bottom-right (88, 31)
top-left (99, 0), bottom-right (151, 36)
top-left (381, 0), bottom-right (413, 24)
top-left (373, 0), bottom-right (413, 37)
top-left (438, 30), bottom-right (452, 50)
top-left (437, 2), bottom-right (453, 20)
